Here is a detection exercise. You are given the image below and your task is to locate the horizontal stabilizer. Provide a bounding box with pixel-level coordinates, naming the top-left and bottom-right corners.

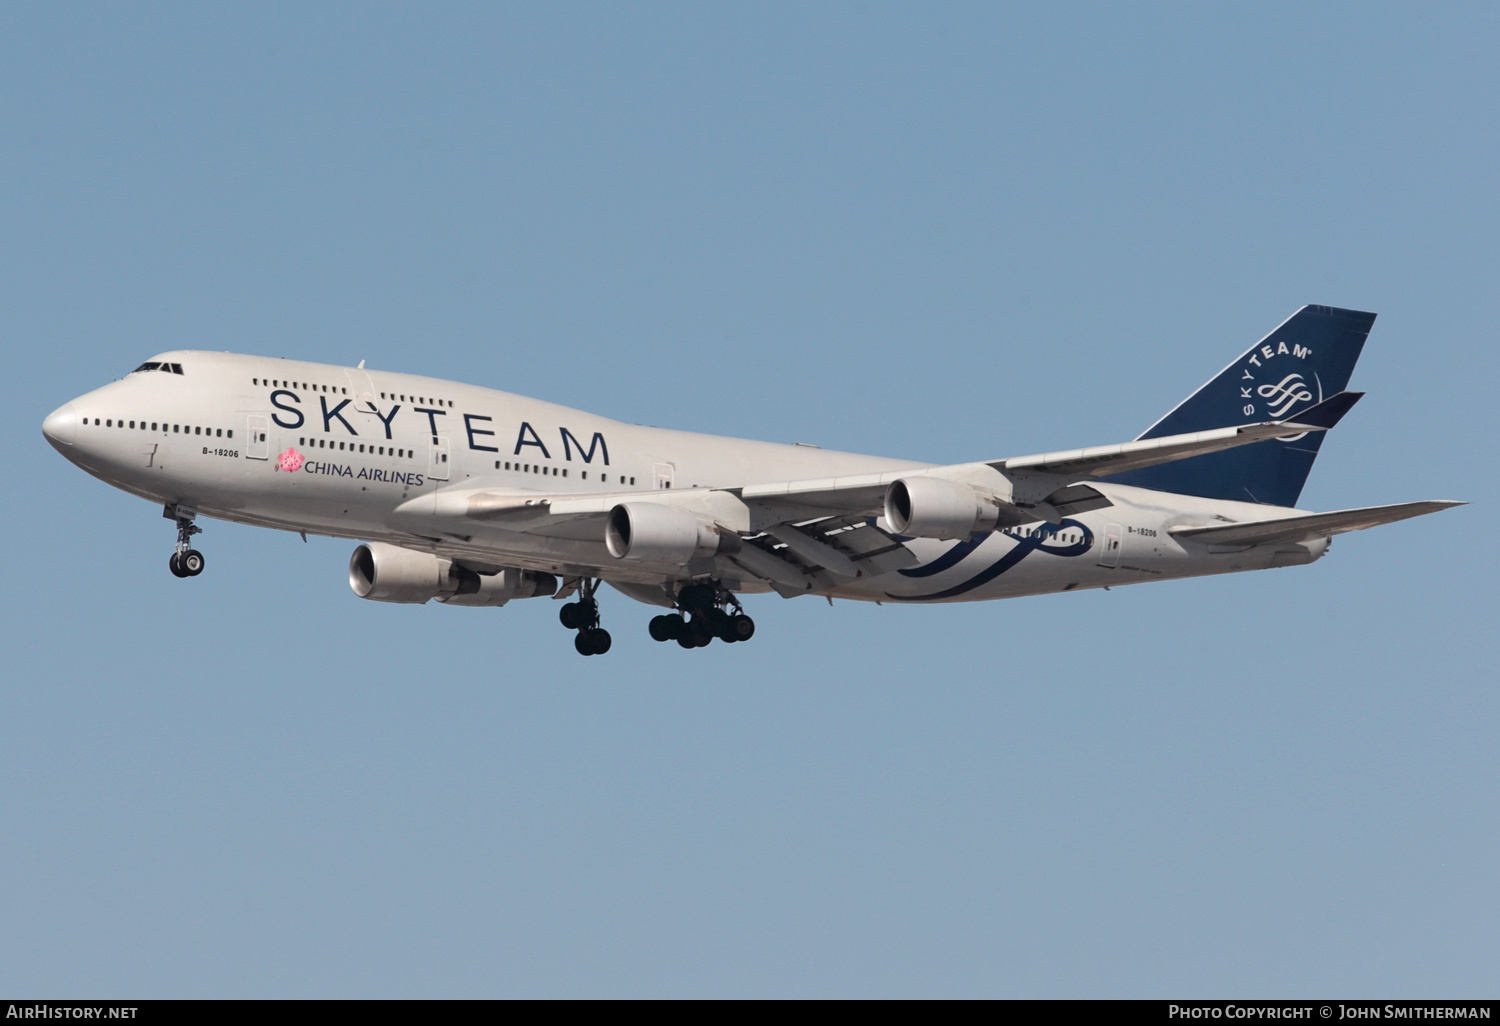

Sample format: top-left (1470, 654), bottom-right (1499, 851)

top-left (1287, 390), bottom-right (1362, 429)
top-left (1170, 500), bottom-right (1465, 546)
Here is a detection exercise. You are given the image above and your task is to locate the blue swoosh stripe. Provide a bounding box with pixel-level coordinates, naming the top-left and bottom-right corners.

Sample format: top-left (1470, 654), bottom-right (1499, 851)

top-left (897, 534), bottom-right (990, 578)
top-left (887, 520), bottom-right (1094, 601)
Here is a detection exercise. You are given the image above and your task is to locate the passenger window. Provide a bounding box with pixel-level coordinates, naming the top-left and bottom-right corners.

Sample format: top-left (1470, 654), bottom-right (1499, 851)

top-left (582, 471), bottom-right (588, 480)
top-left (562, 469), bottom-right (567, 478)
top-left (227, 430), bottom-right (232, 438)
top-left (630, 477), bottom-right (635, 485)
top-left (173, 425), bottom-right (179, 433)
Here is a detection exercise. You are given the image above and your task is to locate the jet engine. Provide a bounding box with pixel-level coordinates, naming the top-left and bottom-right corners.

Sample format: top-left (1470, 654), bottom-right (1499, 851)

top-left (349, 542), bottom-right (557, 606)
top-left (884, 476), bottom-right (1003, 541)
top-left (605, 502), bottom-right (729, 566)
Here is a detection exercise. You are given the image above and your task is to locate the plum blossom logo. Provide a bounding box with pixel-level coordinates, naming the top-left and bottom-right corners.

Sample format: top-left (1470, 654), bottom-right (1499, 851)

top-left (276, 447), bottom-right (305, 472)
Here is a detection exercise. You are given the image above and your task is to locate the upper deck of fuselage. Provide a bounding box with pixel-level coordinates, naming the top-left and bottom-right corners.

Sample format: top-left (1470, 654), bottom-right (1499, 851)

top-left (54, 350), bottom-right (931, 488)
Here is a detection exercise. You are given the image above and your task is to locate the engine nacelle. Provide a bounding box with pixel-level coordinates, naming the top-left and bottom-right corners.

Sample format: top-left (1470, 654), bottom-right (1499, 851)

top-left (349, 542), bottom-right (450, 603)
top-left (442, 567), bottom-right (559, 607)
top-left (884, 476), bottom-right (1002, 540)
top-left (605, 502), bottom-right (725, 566)
top-left (349, 542), bottom-right (557, 606)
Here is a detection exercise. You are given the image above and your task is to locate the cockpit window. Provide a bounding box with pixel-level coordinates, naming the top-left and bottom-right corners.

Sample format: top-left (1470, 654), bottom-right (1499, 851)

top-left (131, 362), bottom-right (183, 375)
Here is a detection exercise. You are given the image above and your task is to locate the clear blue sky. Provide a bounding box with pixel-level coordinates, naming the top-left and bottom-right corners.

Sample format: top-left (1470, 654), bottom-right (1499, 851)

top-left (2, 2), bottom-right (1496, 998)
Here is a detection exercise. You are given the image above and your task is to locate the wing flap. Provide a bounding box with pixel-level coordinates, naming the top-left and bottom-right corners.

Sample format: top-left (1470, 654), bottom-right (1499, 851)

top-left (1170, 500), bottom-right (1465, 546)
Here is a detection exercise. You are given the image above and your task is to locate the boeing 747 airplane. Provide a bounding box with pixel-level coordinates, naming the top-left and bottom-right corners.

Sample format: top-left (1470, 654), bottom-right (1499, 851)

top-left (42, 305), bottom-right (1461, 655)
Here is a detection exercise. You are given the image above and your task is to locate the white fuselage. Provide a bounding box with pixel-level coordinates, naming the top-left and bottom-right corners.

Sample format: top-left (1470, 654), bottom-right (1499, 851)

top-left (42, 351), bottom-right (1328, 606)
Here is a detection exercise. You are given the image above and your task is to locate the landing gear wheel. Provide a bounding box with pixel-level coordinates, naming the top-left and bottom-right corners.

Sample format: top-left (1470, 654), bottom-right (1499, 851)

top-left (560, 598), bottom-right (598, 630)
top-left (683, 618), bottom-right (714, 648)
top-left (566, 581), bottom-right (608, 654)
top-left (165, 506), bottom-right (205, 580)
top-left (668, 581), bottom-right (756, 650)
top-left (574, 627), bottom-right (612, 656)
top-left (649, 614), bottom-right (683, 642)
top-left (723, 614), bottom-right (755, 643)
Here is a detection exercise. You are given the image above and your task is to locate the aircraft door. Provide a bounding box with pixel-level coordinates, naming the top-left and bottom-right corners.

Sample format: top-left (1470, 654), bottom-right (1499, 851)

top-left (429, 435), bottom-right (450, 481)
top-left (247, 415), bottom-right (270, 460)
top-left (653, 462), bottom-right (675, 490)
top-left (1098, 523), bottom-right (1123, 568)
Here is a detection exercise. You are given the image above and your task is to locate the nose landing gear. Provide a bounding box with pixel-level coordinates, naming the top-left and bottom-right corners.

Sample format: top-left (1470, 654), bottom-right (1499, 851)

top-left (649, 582), bottom-right (754, 649)
top-left (164, 504), bottom-right (205, 578)
top-left (559, 578), bottom-right (612, 656)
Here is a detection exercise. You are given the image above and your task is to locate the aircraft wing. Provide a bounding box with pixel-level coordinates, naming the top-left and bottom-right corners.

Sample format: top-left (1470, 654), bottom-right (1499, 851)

top-left (739, 392), bottom-right (1364, 519)
top-left (1169, 500), bottom-right (1465, 546)
top-left (396, 392), bottom-right (1367, 545)
top-left (994, 392), bottom-right (1357, 477)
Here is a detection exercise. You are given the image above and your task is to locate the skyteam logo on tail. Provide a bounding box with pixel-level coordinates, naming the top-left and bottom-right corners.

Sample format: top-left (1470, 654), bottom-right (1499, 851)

top-left (1236, 341), bottom-right (1320, 438)
top-left (1258, 373), bottom-right (1315, 418)
top-left (1108, 304), bottom-right (1374, 508)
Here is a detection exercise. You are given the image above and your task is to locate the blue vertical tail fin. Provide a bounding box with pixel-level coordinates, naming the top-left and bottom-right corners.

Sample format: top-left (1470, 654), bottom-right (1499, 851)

top-left (1104, 305), bottom-right (1375, 507)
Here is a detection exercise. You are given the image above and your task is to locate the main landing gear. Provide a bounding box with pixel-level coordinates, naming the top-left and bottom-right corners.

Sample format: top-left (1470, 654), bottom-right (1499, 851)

top-left (648, 582), bottom-right (755, 650)
top-left (559, 578), bottom-right (612, 656)
top-left (164, 504), bottom-right (205, 579)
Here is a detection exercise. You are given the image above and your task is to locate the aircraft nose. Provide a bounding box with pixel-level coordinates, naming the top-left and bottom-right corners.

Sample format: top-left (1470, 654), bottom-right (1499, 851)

top-left (43, 403), bottom-right (78, 448)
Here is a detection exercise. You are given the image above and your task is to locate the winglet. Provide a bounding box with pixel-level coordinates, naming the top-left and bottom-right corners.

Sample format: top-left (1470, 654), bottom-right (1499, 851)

top-left (1279, 390), bottom-right (1363, 430)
